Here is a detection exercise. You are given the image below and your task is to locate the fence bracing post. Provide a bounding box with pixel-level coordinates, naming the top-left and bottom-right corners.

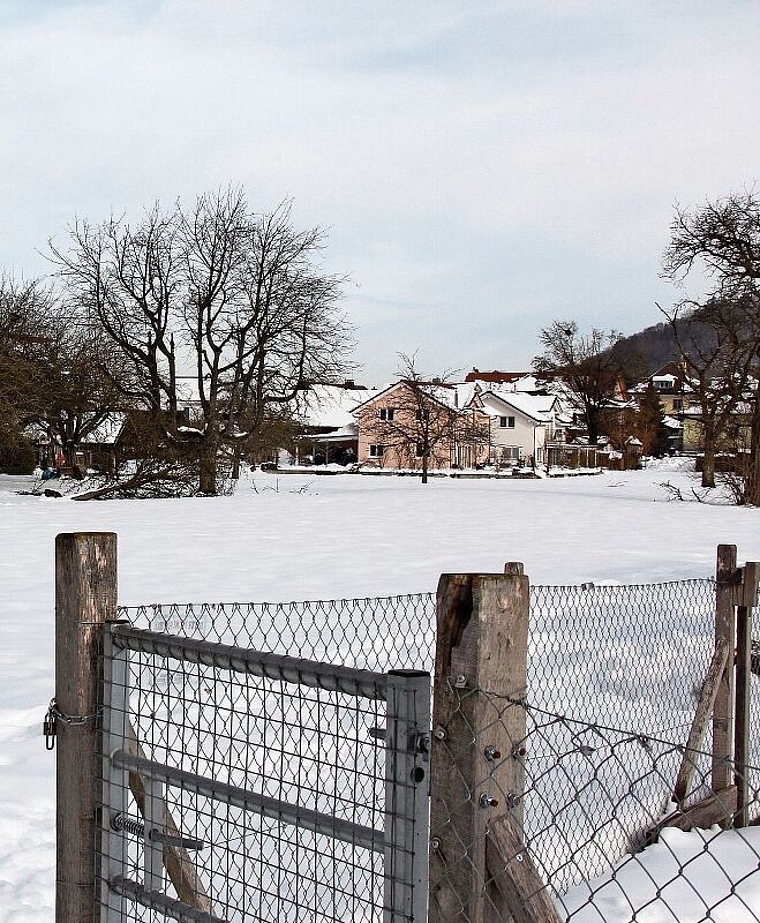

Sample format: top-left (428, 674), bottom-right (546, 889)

top-left (55, 532), bottom-right (118, 923)
top-left (384, 670), bottom-right (431, 923)
top-left (99, 624), bottom-right (129, 922)
top-left (713, 544), bottom-right (737, 796)
top-left (429, 569), bottom-right (559, 923)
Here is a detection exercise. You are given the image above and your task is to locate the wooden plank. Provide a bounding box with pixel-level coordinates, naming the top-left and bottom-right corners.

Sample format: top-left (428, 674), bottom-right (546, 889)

top-left (649, 786), bottom-right (737, 841)
top-left (429, 569), bottom-right (541, 923)
top-left (735, 604), bottom-right (752, 827)
top-left (741, 563), bottom-right (760, 607)
top-left (673, 638), bottom-right (729, 805)
top-left (55, 532), bottom-right (118, 923)
top-left (486, 815), bottom-right (560, 923)
top-left (712, 544), bottom-right (737, 792)
top-left (125, 722), bottom-right (212, 912)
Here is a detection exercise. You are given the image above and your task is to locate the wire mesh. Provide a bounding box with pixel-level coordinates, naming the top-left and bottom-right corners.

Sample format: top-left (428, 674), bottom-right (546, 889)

top-left (109, 577), bottom-right (760, 922)
top-left (429, 684), bottom-right (760, 923)
top-left (95, 625), bottom-right (429, 923)
top-left (120, 595), bottom-right (437, 673)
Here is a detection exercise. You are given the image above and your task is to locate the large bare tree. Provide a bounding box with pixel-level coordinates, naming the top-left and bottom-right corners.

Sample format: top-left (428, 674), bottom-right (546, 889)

top-left (51, 189), bottom-right (352, 494)
top-left (532, 321), bottom-right (635, 447)
top-left (662, 190), bottom-right (760, 503)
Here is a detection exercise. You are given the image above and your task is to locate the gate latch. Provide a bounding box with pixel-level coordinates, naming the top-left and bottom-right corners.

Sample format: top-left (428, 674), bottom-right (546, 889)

top-left (43, 700), bottom-right (57, 750)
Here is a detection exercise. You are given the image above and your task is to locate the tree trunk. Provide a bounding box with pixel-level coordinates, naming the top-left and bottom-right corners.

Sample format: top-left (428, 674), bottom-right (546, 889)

top-left (743, 384), bottom-right (760, 505)
top-left (422, 449), bottom-right (429, 484)
top-left (198, 440), bottom-right (218, 495)
top-left (586, 407), bottom-right (599, 448)
top-left (702, 440), bottom-right (716, 489)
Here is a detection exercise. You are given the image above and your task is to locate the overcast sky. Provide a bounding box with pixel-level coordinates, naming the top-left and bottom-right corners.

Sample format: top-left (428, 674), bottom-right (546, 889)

top-left (1, 1), bottom-right (759, 384)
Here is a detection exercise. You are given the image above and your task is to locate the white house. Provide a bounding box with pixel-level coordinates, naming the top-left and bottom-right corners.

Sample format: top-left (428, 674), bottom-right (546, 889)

top-left (466, 386), bottom-right (560, 467)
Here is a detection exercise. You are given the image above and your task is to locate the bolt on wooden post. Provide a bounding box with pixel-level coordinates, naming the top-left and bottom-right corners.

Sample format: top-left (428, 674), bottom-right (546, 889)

top-left (55, 533), bottom-right (118, 923)
top-left (428, 564), bottom-right (559, 923)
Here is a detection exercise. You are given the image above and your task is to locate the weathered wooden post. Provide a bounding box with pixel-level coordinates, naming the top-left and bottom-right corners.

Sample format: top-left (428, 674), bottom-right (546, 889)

top-left (735, 562), bottom-right (760, 827)
top-left (55, 532), bottom-right (118, 923)
top-left (428, 565), bottom-right (559, 923)
top-left (712, 544), bottom-right (737, 795)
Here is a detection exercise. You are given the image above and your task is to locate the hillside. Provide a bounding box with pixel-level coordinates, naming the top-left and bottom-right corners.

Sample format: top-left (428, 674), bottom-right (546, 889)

top-left (613, 316), bottom-right (715, 379)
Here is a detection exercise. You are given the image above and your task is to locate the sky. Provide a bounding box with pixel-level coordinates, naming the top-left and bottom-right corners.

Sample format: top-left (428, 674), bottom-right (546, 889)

top-left (1, 0), bottom-right (759, 385)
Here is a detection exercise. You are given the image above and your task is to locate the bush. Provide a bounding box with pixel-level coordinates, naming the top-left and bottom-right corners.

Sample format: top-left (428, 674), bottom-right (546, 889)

top-left (0, 434), bottom-right (37, 474)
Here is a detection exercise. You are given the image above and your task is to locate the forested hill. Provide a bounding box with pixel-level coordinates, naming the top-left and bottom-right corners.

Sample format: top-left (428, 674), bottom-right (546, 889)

top-left (613, 317), bottom-right (714, 379)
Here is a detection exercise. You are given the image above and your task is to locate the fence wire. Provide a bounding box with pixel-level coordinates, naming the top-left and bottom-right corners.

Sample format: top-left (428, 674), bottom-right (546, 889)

top-left (96, 625), bottom-right (429, 923)
top-left (113, 577), bottom-right (760, 922)
top-left (430, 684), bottom-right (760, 923)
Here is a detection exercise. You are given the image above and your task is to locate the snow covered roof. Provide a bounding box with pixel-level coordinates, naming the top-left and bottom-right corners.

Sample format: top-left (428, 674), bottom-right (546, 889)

top-left (81, 413), bottom-right (128, 445)
top-left (477, 389), bottom-right (557, 423)
top-left (352, 379), bottom-right (468, 413)
top-left (296, 423), bottom-right (358, 443)
top-left (297, 384), bottom-right (378, 428)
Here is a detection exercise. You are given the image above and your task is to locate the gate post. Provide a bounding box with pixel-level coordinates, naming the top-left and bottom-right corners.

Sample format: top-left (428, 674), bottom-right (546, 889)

top-left (712, 544), bottom-right (737, 794)
top-left (55, 532), bottom-right (118, 923)
top-left (384, 670), bottom-right (432, 923)
top-left (428, 567), bottom-right (558, 923)
top-left (735, 562), bottom-right (760, 827)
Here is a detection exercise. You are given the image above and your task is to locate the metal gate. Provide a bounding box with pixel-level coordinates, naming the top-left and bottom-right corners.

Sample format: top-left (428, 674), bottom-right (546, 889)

top-left (96, 622), bottom-right (431, 923)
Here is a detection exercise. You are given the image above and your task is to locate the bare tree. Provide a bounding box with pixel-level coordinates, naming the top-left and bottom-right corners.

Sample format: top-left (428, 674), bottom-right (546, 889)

top-left (0, 275), bottom-right (123, 471)
top-left (532, 321), bottom-right (635, 447)
top-left (50, 189), bottom-right (353, 494)
top-left (359, 353), bottom-right (487, 484)
top-left (662, 190), bottom-right (760, 503)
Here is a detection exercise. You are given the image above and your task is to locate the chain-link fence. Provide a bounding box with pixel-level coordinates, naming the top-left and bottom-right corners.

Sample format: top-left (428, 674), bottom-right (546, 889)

top-left (109, 576), bottom-right (760, 922)
top-left (430, 683), bottom-right (760, 922)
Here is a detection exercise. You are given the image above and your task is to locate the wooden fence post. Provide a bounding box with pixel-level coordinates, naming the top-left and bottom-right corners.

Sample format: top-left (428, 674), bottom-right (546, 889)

top-left (712, 544), bottom-right (737, 795)
top-left (735, 562), bottom-right (760, 827)
top-left (55, 532), bottom-right (118, 923)
top-left (428, 567), bottom-right (558, 923)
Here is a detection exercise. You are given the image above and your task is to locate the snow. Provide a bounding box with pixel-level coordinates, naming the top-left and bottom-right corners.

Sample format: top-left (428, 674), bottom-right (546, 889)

top-left (0, 461), bottom-right (758, 921)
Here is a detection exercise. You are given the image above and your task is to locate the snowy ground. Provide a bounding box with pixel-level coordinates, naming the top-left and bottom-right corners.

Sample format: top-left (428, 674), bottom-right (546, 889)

top-left (0, 460), bottom-right (758, 922)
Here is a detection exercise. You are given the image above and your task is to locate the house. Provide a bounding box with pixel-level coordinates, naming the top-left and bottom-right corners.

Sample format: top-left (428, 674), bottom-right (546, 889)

top-left (353, 380), bottom-right (489, 472)
top-left (629, 361), bottom-right (695, 419)
top-left (465, 386), bottom-right (560, 468)
top-left (290, 381), bottom-right (377, 465)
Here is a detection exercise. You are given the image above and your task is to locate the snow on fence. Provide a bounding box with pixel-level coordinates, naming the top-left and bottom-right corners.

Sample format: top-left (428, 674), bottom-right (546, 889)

top-left (50, 533), bottom-right (760, 923)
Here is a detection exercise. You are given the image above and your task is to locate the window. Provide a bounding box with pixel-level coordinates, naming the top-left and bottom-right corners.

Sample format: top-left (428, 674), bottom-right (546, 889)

top-left (378, 407), bottom-right (395, 421)
top-left (416, 441), bottom-right (425, 457)
top-left (500, 446), bottom-right (521, 463)
top-left (416, 407), bottom-right (430, 423)
top-left (499, 416), bottom-right (516, 428)
top-left (368, 444), bottom-right (385, 458)
top-left (673, 399), bottom-right (683, 411)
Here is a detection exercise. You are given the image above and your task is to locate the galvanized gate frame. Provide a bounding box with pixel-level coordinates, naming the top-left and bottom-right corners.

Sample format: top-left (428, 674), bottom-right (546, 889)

top-left (98, 623), bottom-right (431, 923)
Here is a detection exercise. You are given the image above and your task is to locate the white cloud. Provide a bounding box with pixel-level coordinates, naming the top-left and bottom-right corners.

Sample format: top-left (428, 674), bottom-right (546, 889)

top-left (1, 1), bottom-right (759, 380)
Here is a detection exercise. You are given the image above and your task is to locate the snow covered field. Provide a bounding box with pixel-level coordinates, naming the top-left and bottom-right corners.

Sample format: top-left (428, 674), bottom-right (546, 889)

top-left (0, 461), bottom-right (758, 922)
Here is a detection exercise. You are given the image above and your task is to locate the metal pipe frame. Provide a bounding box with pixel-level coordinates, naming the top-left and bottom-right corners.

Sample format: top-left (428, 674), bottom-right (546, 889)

top-left (110, 624), bottom-right (389, 700)
top-left (111, 749), bottom-right (386, 854)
